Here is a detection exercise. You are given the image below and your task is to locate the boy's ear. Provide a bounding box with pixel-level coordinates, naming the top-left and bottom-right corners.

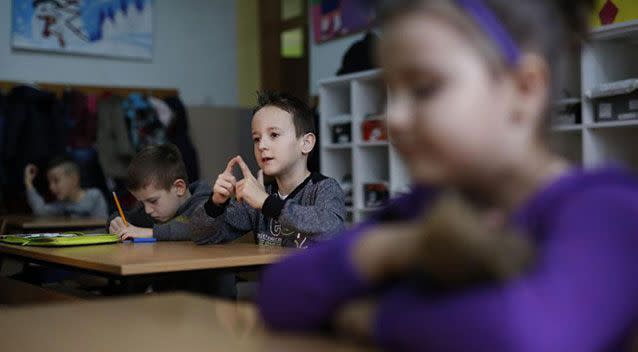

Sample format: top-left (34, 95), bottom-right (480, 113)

top-left (301, 133), bottom-right (316, 155)
top-left (172, 179), bottom-right (188, 196)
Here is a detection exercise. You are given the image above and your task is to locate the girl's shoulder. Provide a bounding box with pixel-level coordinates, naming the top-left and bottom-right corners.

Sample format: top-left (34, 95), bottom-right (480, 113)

top-left (518, 165), bottom-right (638, 236)
top-left (539, 165), bottom-right (638, 207)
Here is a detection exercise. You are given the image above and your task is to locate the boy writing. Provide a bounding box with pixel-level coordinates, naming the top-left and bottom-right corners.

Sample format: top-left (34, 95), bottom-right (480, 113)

top-left (191, 91), bottom-right (346, 248)
top-left (24, 157), bottom-right (108, 218)
top-left (107, 143), bottom-right (211, 241)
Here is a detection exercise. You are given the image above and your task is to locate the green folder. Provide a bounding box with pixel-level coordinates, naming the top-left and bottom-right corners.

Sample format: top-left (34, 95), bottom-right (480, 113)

top-left (0, 232), bottom-right (119, 247)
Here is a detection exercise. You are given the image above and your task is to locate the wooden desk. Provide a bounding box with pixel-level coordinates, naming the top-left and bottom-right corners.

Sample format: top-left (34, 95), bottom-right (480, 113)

top-left (1, 215), bottom-right (107, 235)
top-left (0, 242), bottom-right (291, 276)
top-left (0, 293), bottom-right (373, 352)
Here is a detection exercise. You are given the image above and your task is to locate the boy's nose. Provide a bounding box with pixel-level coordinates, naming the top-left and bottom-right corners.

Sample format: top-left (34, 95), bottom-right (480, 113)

top-left (387, 101), bottom-right (412, 135)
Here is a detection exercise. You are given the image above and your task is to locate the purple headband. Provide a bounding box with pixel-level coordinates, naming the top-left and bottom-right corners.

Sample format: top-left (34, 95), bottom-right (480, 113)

top-left (456, 0), bottom-right (520, 65)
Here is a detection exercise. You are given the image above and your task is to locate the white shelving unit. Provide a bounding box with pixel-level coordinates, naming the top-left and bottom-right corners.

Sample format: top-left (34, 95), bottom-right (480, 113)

top-left (319, 20), bottom-right (638, 224)
top-left (549, 19), bottom-right (638, 168)
top-left (319, 69), bottom-right (410, 224)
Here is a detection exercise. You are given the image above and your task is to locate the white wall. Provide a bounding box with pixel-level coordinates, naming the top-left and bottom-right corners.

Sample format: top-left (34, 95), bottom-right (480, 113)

top-left (189, 106), bottom-right (253, 182)
top-left (0, 0), bottom-right (238, 107)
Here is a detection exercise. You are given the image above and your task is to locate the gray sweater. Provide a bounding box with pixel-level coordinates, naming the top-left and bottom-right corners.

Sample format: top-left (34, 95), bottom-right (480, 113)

top-left (191, 173), bottom-right (346, 248)
top-left (106, 181), bottom-right (212, 241)
top-left (26, 187), bottom-right (108, 218)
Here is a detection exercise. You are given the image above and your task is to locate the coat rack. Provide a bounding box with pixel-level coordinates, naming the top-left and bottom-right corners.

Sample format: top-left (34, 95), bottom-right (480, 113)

top-left (0, 81), bottom-right (179, 99)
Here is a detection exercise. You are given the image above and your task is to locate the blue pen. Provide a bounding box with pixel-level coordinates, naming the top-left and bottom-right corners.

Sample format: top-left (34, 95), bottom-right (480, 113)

top-left (124, 237), bottom-right (157, 243)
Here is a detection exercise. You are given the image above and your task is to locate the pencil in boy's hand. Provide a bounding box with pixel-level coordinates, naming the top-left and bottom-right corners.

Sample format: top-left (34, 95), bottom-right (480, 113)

top-left (112, 191), bottom-right (129, 227)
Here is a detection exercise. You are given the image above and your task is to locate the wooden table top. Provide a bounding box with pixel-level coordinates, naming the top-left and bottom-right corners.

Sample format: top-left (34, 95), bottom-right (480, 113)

top-left (0, 241), bottom-right (292, 276)
top-left (2, 215), bottom-right (107, 230)
top-left (0, 293), bottom-right (374, 352)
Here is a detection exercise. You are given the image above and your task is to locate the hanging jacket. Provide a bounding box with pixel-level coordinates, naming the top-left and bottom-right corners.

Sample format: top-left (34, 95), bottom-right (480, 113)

top-left (122, 93), bottom-right (166, 151)
top-left (164, 96), bottom-right (200, 183)
top-left (148, 96), bottom-right (174, 128)
top-left (96, 94), bottom-right (135, 180)
top-left (3, 86), bottom-right (66, 213)
top-left (63, 90), bottom-right (98, 149)
top-left (0, 92), bottom-right (6, 213)
top-left (4, 86), bottom-right (66, 167)
top-left (0, 92), bottom-right (5, 163)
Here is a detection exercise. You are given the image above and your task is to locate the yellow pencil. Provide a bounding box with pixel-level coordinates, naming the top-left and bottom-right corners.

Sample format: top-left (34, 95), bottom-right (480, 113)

top-left (112, 192), bottom-right (129, 227)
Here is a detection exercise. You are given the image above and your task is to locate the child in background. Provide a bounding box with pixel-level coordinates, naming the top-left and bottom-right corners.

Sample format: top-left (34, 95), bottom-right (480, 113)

top-left (191, 91), bottom-right (345, 248)
top-left (257, 0), bottom-right (638, 351)
top-left (24, 157), bottom-right (108, 218)
top-left (107, 143), bottom-right (211, 241)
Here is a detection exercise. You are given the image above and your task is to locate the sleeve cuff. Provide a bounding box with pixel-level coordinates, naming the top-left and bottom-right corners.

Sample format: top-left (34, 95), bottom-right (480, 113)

top-left (204, 198), bottom-right (228, 218)
top-left (151, 224), bottom-right (163, 240)
top-left (262, 194), bottom-right (286, 219)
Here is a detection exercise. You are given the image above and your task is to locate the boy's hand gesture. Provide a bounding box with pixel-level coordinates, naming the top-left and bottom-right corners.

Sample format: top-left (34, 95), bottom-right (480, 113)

top-left (212, 157), bottom-right (239, 206)
top-left (24, 164), bottom-right (38, 188)
top-left (235, 156), bottom-right (268, 209)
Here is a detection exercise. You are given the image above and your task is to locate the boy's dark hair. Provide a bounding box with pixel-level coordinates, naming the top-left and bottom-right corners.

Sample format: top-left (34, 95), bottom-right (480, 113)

top-left (127, 144), bottom-right (189, 191)
top-left (48, 156), bottom-right (80, 176)
top-left (253, 91), bottom-right (315, 137)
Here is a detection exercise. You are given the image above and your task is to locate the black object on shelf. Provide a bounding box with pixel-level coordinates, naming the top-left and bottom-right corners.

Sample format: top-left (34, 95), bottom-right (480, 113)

top-left (331, 123), bottom-right (352, 144)
top-left (553, 99), bottom-right (582, 126)
top-left (364, 182), bottom-right (389, 208)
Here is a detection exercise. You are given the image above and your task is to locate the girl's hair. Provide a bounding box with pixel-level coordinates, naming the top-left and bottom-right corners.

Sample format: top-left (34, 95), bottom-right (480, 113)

top-left (378, 0), bottom-right (594, 132)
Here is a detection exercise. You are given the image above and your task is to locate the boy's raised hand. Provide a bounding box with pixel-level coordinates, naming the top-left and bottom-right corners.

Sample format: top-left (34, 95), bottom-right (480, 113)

top-left (235, 156), bottom-right (268, 209)
top-left (24, 164), bottom-right (38, 188)
top-left (212, 157), bottom-right (240, 205)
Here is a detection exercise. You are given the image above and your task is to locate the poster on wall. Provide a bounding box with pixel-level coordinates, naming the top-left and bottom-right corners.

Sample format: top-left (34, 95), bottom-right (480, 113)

top-left (11, 0), bottom-right (153, 60)
top-left (311, 0), bottom-right (376, 43)
top-left (593, 0), bottom-right (638, 27)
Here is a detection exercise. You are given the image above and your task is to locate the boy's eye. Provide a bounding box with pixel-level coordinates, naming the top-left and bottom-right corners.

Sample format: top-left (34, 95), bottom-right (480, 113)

top-left (412, 84), bottom-right (438, 100)
top-left (253, 137), bottom-right (260, 144)
top-left (270, 133), bottom-right (279, 139)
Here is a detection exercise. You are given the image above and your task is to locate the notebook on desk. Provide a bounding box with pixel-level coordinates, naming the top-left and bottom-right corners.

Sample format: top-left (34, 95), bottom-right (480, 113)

top-left (0, 232), bottom-right (119, 247)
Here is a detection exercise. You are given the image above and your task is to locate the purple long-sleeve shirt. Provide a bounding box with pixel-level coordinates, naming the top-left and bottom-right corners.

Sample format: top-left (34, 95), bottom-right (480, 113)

top-left (257, 167), bottom-right (638, 351)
